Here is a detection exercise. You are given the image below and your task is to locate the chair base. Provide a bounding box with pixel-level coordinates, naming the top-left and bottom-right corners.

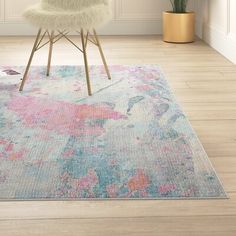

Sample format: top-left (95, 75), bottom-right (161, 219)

top-left (19, 29), bottom-right (111, 96)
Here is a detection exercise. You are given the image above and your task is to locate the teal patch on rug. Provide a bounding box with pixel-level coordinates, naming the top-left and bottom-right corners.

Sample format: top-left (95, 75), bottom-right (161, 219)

top-left (0, 65), bottom-right (227, 200)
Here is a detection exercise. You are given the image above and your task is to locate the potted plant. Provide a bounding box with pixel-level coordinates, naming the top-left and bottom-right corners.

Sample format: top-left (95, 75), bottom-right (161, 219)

top-left (163, 0), bottom-right (195, 43)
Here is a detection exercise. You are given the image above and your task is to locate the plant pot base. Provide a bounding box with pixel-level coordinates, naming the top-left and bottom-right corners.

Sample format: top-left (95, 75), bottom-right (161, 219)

top-left (163, 40), bottom-right (195, 44)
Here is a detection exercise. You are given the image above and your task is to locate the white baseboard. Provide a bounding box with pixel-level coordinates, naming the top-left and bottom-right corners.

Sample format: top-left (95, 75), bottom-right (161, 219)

top-left (0, 20), bottom-right (162, 36)
top-left (203, 24), bottom-right (236, 64)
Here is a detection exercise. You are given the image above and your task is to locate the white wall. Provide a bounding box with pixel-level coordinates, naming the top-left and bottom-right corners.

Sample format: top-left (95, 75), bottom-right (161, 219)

top-left (197, 0), bottom-right (236, 64)
top-left (0, 0), bottom-right (195, 35)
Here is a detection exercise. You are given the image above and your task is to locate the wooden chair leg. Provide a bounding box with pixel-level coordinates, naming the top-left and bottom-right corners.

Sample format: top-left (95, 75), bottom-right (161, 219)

top-left (19, 29), bottom-right (42, 91)
top-left (93, 29), bottom-right (111, 80)
top-left (81, 29), bottom-right (92, 96)
top-left (47, 30), bottom-right (54, 76)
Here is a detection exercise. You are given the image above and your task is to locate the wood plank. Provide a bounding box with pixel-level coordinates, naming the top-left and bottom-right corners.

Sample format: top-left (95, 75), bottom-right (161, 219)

top-left (1, 193), bottom-right (236, 220)
top-left (217, 173), bottom-right (236, 192)
top-left (186, 81), bottom-right (236, 90)
top-left (205, 143), bottom-right (236, 157)
top-left (190, 120), bottom-right (236, 143)
top-left (211, 157), bottom-right (236, 173)
top-left (182, 103), bottom-right (236, 121)
top-left (175, 90), bottom-right (236, 103)
top-left (0, 216), bottom-right (236, 236)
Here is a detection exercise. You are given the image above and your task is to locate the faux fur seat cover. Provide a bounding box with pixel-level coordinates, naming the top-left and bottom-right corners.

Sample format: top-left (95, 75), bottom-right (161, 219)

top-left (23, 0), bottom-right (112, 30)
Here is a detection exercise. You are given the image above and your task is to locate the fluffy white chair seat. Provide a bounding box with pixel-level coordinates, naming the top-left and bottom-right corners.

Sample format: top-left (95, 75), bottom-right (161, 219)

top-left (23, 0), bottom-right (112, 30)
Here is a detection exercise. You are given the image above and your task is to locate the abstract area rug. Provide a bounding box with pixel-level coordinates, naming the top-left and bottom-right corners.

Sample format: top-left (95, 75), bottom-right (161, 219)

top-left (0, 65), bottom-right (227, 200)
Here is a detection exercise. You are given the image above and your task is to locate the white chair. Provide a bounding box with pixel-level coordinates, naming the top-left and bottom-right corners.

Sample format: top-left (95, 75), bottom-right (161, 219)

top-left (20, 0), bottom-right (112, 96)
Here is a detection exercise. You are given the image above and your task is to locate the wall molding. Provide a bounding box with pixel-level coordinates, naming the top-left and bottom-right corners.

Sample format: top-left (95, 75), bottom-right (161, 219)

top-left (0, 19), bottom-right (163, 36)
top-left (115, 0), bottom-right (161, 21)
top-left (226, 0), bottom-right (231, 35)
top-left (203, 23), bottom-right (236, 64)
top-left (199, 0), bottom-right (236, 64)
top-left (0, 0), bottom-right (4, 21)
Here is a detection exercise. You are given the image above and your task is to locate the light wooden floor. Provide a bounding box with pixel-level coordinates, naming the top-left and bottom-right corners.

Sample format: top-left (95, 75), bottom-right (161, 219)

top-left (0, 35), bottom-right (236, 236)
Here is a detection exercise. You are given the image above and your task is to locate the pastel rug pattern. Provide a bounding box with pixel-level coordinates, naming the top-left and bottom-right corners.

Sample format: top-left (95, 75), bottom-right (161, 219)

top-left (0, 65), bottom-right (227, 199)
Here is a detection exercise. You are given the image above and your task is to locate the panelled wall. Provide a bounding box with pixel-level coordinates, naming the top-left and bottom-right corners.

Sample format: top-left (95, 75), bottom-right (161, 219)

top-left (0, 0), bottom-right (4, 22)
top-left (0, 0), bottom-right (195, 35)
top-left (197, 0), bottom-right (236, 64)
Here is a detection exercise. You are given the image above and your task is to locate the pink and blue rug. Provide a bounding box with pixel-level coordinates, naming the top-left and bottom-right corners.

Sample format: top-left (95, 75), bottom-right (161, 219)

top-left (0, 65), bottom-right (227, 200)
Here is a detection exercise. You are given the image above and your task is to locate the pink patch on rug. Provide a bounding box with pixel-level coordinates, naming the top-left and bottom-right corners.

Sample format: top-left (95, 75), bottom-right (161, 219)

top-left (3, 147), bottom-right (24, 160)
top-left (31, 88), bottom-right (41, 93)
top-left (0, 140), bottom-right (26, 160)
top-left (158, 184), bottom-right (176, 195)
top-left (106, 184), bottom-right (119, 198)
top-left (8, 150), bottom-right (25, 160)
top-left (72, 169), bottom-right (99, 197)
top-left (109, 159), bottom-right (117, 166)
top-left (5, 143), bottom-right (14, 152)
top-left (136, 84), bottom-right (153, 92)
top-left (162, 146), bottom-right (171, 153)
top-left (7, 96), bottom-right (127, 136)
top-left (0, 139), bottom-right (7, 145)
top-left (63, 149), bottom-right (75, 158)
top-left (181, 188), bottom-right (195, 197)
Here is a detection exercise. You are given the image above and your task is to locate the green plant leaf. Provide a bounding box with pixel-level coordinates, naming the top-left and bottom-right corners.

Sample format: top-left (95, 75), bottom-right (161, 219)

top-left (170, 0), bottom-right (188, 13)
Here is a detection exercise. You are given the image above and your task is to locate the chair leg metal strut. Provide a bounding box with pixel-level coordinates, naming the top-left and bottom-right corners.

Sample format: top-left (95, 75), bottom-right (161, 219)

top-left (19, 28), bottom-right (111, 96)
top-left (47, 30), bottom-right (54, 76)
top-left (19, 29), bottom-right (42, 92)
top-left (93, 29), bottom-right (111, 80)
top-left (81, 29), bottom-right (92, 96)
